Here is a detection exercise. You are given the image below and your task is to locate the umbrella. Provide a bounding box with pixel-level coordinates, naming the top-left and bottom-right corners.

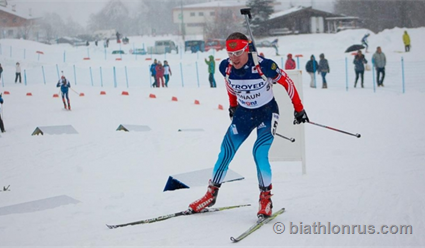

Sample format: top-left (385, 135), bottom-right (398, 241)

top-left (345, 44), bottom-right (365, 53)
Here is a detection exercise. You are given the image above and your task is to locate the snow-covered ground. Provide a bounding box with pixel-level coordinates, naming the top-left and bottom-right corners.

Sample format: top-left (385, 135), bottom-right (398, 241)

top-left (0, 27), bottom-right (424, 247)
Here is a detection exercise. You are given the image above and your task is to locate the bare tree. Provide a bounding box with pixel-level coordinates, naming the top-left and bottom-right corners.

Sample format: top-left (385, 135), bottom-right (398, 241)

top-left (204, 9), bottom-right (243, 39)
top-left (87, 0), bottom-right (132, 34)
top-left (37, 13), bottom-right (67, 39)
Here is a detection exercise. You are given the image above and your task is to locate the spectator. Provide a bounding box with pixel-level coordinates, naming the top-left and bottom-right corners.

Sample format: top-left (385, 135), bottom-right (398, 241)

top-left (403, 31), bottom-right (411, 52)
top-left (318, 53), bottom-right (330, 89)
top-left (205, 55), bottom-right (216, 88)
top-left (0, 63), bottom-right (3, 81)
top-left (150, 59), bottom-right (158, 87)
top-left (353, 50), bottom-right (368, 88)
top-left (0, 93), bottom-right (5, 133)
top-left (362, 33), bottom-right (370, 53)
top-left (15, 62), bottom-right (21, 83)
top-left (372, 46), bottom-right (386, 87)
top-left (163, 60), bottom-right (172, 87)
top-left (305, 55), bottom-right (318, 88)
top-left (155, 61), bottom-right (165, 88)
top-left (116, 31), bottom-right (121, 43)
top-left (271, 38), bottom-right (279, 56)
top-left (284, 53), bottom-right (296, 70)
top-left (56, 75), bottom-right (71, 110)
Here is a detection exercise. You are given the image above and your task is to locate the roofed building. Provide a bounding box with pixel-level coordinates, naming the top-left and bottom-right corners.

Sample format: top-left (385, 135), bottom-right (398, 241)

top-left (259, 6), bottom-right (359, 36)
top-left (0, 0), bottom-right (41, 40)
top-left (172, 0), bottom-right (246, 38)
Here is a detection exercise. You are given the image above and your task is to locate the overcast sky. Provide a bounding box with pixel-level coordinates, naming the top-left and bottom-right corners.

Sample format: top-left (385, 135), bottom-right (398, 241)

top-left (8, 0), bottom-right (335, 27)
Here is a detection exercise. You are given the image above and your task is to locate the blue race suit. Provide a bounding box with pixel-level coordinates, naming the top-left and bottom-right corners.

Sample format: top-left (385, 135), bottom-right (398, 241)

top-left (56, 78), bottom-right (71, 108)
top-left (213, 54), bottom-right (304, 189)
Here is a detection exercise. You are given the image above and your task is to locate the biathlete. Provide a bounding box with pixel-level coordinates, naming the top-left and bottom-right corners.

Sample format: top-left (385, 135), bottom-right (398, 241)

top-left (56, 75), bottom-right (71, 110)
top-left (188, 32), bottom-right (309, 218)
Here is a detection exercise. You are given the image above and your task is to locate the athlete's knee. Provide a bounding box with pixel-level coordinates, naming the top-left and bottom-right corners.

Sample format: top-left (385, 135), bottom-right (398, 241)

top-left (253, 146), bottom-right (270, 161)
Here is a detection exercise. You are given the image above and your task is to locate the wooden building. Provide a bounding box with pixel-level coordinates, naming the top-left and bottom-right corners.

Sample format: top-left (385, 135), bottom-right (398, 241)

top-left (259, 6), bottom-right (356, 36)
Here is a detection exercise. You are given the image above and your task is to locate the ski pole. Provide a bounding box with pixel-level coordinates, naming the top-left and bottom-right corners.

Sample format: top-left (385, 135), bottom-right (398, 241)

top-left (307, 121), bottom-right (361, 138)
top-left (240, 8), bottom-right (257, 49)
top-left (276, 133), bottom-right (295, 142)
top-left (70, 88), bottom-right (80, 95)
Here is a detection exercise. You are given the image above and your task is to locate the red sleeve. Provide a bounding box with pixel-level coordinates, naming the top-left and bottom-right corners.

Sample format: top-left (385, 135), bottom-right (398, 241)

top-left (225, 79), bottom-right (237, 107)
top-left (273, 69), bottom-right (304, 112)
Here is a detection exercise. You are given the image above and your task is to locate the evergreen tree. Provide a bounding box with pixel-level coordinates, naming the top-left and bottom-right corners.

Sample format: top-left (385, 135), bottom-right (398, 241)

top-left (246, 0), bottom-right (275, 35)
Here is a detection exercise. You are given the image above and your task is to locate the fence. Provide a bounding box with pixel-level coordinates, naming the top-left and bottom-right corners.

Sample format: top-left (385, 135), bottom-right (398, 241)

top-left (0, 42), bottom-right (424, 93)
top-left (291, 56), bottom-right (425, 94)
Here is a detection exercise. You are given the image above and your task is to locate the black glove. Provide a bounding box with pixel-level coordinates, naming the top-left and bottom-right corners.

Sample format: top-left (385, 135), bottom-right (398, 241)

top-left (294, 109), bottom-right (309, 125)
top-left (229, 106), bottom-right (237, 120)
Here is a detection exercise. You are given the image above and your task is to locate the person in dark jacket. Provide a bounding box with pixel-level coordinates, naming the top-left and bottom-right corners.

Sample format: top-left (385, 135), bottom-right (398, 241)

top-left (0, 93), bottom-right (5, 133)
top-left (163, 60), bottom-right (172, 87)
top-left (116, 31), bottom-right (121, 43)
top-left (353, 50), bottom-right (368, 88)
top-left (318, 53), bottom-right (330, 89)
top-left (56, 75), bottom-right (71, 110)
top-left (305, 55), bottom-right (318, 88)
top-left (0, 63), bottom-right (3, 81)
top-left (150, 59), bottom-right (157, 87)
top-left (372, 46), bottom-right (386, 87)
top-left (285, 53), bottom-right (296, 70)
top-left (15, 62), bottom-right (21, 83)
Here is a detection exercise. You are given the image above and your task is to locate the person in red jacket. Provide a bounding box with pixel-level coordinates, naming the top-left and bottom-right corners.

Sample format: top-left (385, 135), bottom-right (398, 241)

top-left (155, 61), bottom-right (165, 88)
top-left (285, 53), bottom-right (296, 70)
top-left (188, 32), bottom-right (309, 219)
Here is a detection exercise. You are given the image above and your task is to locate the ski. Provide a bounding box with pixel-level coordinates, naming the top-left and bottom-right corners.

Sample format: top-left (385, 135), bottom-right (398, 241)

top-left (230, 207), bottom-right (285, 242)
top-left (106, 204), bottom-right (251, 229)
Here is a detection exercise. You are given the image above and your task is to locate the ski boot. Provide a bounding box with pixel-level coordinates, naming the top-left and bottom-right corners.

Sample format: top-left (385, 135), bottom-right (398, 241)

top-left (189, 180), bottom-right (220, 213)
top-left (257, 185), bottom-right (273, 219)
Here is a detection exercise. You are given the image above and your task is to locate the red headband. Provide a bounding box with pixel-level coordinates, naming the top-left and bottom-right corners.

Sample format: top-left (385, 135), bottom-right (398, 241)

top-left (226, 39), bottom-right (249, 52)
